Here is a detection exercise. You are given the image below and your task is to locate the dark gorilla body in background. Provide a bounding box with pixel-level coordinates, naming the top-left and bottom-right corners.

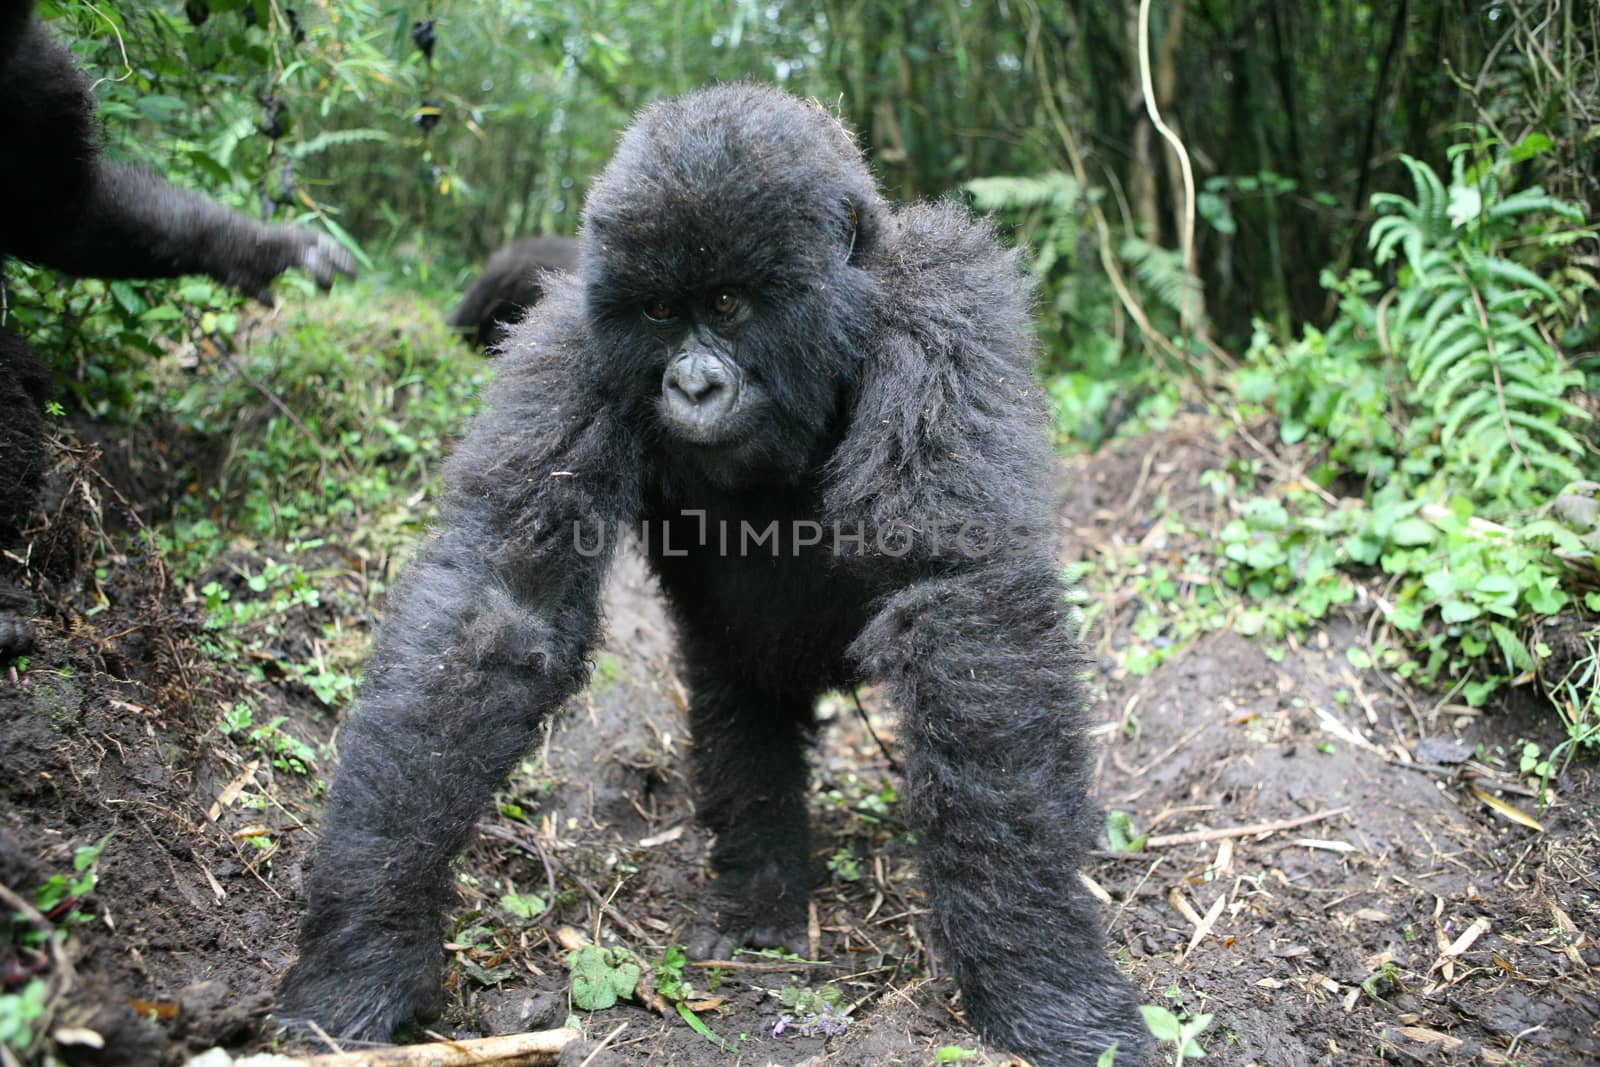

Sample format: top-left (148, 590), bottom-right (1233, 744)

top-left (447, 236), bottom-right (580, 352)
top-left (0, 0), bottom-right (354, 658)
top-left (280, 86), bottom-right (1147, 1065)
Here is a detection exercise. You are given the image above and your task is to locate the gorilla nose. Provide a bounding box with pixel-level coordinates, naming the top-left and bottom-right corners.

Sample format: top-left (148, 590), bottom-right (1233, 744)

top-left (666, 355), bottom-right (729, 404)
top-left (663, 352), bottom-right (738, 433)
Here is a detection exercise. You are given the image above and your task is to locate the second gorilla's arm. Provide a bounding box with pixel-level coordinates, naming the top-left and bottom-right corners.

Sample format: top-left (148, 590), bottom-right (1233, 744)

top-left (18, 163), bottom-right (354, 302)
top-left (2, 12), bottom-right (353, 301)
top-left (279, 319), bottom-right (640, 1040)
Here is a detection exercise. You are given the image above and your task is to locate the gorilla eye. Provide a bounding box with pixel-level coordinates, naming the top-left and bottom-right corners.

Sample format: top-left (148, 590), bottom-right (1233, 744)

top-left (709, 291), bottom-right (737, 316)
top-left (643, 299), bottom-right (677, 323)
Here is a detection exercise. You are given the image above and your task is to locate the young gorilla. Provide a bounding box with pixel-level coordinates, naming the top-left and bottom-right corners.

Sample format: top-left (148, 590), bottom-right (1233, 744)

top-left (446, 236), bottom-right (580, 352)
top-left (280, 86), bottom-right (1147, 1065)
top-left (0, 0), bottom-right (356, 658)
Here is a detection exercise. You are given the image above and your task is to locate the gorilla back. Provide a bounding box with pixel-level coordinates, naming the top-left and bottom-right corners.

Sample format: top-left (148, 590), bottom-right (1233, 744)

top-left (282, 85), bottom-right (1147, 1066)
top-left (447, 235), bottom-right (579, 352)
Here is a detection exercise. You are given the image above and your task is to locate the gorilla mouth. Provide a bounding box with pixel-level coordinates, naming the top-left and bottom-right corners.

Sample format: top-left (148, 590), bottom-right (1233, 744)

top-left (660, 402), bottom-right (742, 447)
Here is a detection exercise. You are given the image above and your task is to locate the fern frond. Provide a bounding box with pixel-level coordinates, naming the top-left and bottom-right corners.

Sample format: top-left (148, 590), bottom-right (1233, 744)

top-left (1483, 258), bottom-right (1559, 303)
top-left (1489, 187), bottom-right (1584, 223)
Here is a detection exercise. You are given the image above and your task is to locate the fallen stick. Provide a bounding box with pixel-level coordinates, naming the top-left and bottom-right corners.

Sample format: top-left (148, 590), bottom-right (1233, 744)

top-left (1144, 807), bottom-right (1349, 850)
top-left (302, 1028), bottom-right (579, 1066)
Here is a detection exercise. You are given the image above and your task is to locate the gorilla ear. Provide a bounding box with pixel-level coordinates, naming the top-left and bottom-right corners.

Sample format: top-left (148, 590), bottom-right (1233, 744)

top-left (842, 196), bottom-right (878, 265)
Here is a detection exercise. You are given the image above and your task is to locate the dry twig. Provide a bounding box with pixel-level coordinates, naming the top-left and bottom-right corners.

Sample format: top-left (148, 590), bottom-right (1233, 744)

top-left (297, 1029), bottom-right (580, 1066)
top-left (1144, 806), bottom-right (1348, 849)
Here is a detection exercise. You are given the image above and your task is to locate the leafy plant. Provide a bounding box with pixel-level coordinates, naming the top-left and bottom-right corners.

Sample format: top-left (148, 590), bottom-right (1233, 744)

top-left (568, 944), bottom-right (641, 1011)
top-left (826, 848), bottom-right (862, 882)
top-left (651, 945), bottom-right (734, 1050)
top-left (0, 980), bottom-right (47, 1055)
top-left (1370, 150), bottom-right (1592, 500)
top-left (1141, 1003), bottom-right (1213, 1065)
top-left (499, 891), bottom-right (547, 921)
top-left (1229, 137), bottom-right (1598, 727)
top-left (30, 833), bottom-right (113, 939)
top-left (1105, 810), bottom-right (1148, 853)
top-left (966, 172), bottom-right (1182, 446)
top-left (217, 702), bottom-right (319, 775)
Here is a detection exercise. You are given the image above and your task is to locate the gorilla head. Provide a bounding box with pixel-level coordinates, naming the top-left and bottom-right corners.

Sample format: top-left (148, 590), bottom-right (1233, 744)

top-left (579, 86), bottom-right (887, 489)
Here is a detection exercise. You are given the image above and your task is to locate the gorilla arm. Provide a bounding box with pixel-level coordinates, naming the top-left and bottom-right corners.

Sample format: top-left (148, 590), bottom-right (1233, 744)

top-left (279, 299), bottom-right (641, 1041)
top-left (829, 205), bottom-right (1148, 1065)
top-left (850, 564), bottom-right (1148, 1065)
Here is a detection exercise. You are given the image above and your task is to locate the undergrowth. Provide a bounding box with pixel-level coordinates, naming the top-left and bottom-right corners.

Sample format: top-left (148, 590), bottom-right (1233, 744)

top-left (1221, 134), bottom-right (1600, 769)
top-left (151, 287), bottom-right (482, 721)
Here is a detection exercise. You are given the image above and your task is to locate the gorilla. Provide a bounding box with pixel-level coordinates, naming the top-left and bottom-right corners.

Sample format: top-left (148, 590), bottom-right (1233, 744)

top-left (447, 236), bottom-right (580, 352)
top-left (0, 0), bottom-right (356, 658)
top-left (279, 85), bottom-right (1146, 1065)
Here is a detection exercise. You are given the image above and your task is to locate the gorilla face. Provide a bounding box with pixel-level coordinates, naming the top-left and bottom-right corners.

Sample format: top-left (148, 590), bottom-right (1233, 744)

top-left (579, 85), bottom-right (885, 491)
top-left (646, 288), bottom-right (755, 445)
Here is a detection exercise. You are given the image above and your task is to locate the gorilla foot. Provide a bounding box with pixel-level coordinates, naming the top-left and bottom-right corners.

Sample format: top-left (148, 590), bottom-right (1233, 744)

top-left (684, 917), bottom-right (809, 961)
top-left (278, 928), bottom-right (445, 1043)
top-left (684, 854), bottom-right (812, 960)
top-left (0, 581), bottom-right (36, 660)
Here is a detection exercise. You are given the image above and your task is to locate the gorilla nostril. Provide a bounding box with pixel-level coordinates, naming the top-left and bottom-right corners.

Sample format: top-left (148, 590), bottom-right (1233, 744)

top-left (674, 372), bottom-right (722, 403)
top-left (666, 356), bottom-right (731, 407)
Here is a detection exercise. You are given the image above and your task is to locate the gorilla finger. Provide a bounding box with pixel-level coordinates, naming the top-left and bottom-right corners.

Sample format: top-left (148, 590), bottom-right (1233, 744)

top-left (313, 235), bottom-right (358, 280)
top-left (293, 232), bottom-right (356, 289)
top-left (750, 923), bottom-right (809, 958)
top-left (684, 924), bottom-right (738, 961)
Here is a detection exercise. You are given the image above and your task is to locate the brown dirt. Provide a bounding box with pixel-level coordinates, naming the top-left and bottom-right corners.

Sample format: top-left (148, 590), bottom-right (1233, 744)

top-left (2, 417), bottom-right (1596, 1067)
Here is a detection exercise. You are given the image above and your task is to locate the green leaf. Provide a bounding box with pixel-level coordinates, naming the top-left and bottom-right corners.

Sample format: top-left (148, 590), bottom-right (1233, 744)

top-left (1510, 132), bottom-right (1554, 162)
top-left (1488, 623), bottom-right (1534, 673)
top-left (1482, 257), bottom-right (1558, 303)
top-left (1389, 518), bottom-right (1436, 546)
top-left (1106, 810), bottom-right (1147, 853)
top-left (569, 946), bottom-right (641, 1011)
top-left (1139, 1005), bottom-right (1184, 1043)
top-left (1473, 575), bottom-right (1518, 598)
top-left (501, 892), bottom-right (547, 919)
top-left (1390, 601), bottom-right (1425, 631)
top-left (1440, 599), bottom-right (1482, 623)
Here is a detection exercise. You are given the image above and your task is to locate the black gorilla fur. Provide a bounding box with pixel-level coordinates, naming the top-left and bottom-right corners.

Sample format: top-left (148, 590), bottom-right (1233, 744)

top-left (280, 85), bottom-right (1147, 1065)
top-left (0, 0), bottom-right (355, 658)
top-left (447, 236), bottom-right (579, 352)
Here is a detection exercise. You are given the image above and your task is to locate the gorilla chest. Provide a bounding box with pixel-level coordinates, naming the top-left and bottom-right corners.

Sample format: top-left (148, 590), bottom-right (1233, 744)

top-left (642, 501), bottom-right (876, 686)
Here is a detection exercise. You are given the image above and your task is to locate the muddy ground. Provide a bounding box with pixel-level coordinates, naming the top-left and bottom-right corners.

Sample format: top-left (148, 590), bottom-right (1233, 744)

top-left (1, 411), bottom-right (1596, 1067)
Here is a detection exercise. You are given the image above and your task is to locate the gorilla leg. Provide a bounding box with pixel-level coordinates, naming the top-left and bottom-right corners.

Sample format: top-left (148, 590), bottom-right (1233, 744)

top-left (279, 524), bottom-right (609, 1040)
top-left (0, 329), bottom-right (48, 658)
top-left (280, 345), bottom-right (640, 1041)
top-left (683, 671), bottom-right (813, 959)
top-left (853, 558), bottom-right (1149, 1065)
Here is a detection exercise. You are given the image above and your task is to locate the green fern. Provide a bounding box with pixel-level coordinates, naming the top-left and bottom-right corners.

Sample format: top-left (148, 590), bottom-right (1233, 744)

top-left (1371, 152), bottom-right (1594, 505)
top-left (1120, 237), bottom-right (1202, 323)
